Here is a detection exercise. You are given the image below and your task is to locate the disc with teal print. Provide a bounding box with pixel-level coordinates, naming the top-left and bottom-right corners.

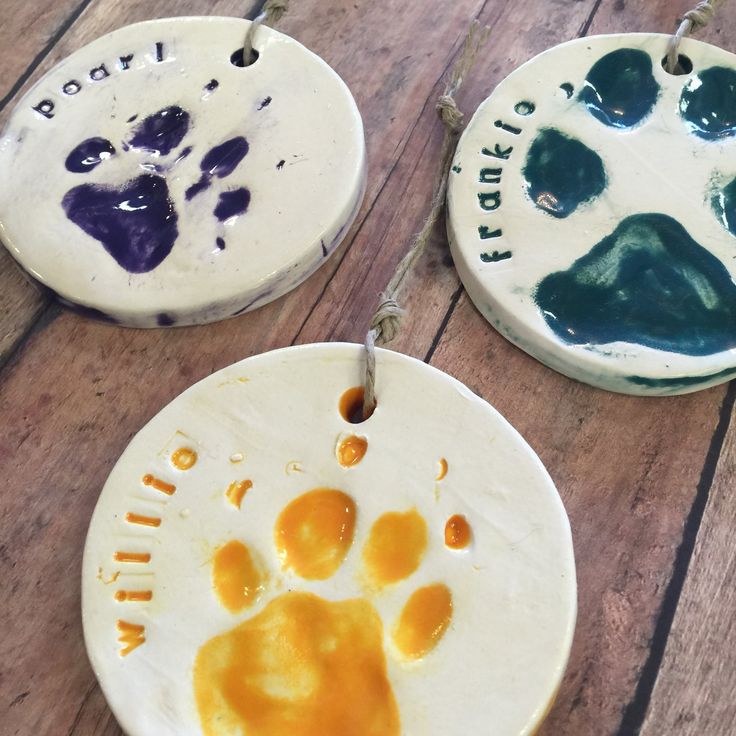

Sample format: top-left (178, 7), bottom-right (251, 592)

top-left (447, 34), bottom-right (736, 395)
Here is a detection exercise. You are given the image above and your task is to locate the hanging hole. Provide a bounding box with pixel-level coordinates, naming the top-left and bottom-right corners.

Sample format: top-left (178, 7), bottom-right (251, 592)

top-left (230, 48), bottom-right (259, 67)
top-left (339, 386), bottom-right (374, 423)
top-left (661, 53), bottom-right (693, 76)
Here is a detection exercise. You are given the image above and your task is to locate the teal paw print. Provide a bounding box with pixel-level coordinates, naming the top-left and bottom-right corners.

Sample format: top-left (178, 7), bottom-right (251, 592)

top-left (522, 46), bottom-right (736, 357)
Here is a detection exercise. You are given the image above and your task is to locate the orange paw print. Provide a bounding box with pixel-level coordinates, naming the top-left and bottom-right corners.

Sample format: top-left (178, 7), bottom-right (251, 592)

top-left (193, 391), bottom-right (470, 736)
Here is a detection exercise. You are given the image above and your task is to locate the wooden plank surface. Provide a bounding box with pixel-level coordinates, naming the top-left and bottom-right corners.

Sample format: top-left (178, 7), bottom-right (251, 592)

top-left (0, 0), bottom-right (91, 367)
top-left (0, 0), bottom-right (87, 105)
top-left (1, 1), bottom-right (736, 734)
top-left (639, 393), bottom-right (736, 733)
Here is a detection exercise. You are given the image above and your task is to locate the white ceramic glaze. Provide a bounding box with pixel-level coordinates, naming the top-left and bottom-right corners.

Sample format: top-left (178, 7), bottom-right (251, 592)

top-left (448, 34), bottom-right (736, 395)
top-left (0, 17), bottom-right (365, 327)
top-left (82, 343), bottom-right (576, 736)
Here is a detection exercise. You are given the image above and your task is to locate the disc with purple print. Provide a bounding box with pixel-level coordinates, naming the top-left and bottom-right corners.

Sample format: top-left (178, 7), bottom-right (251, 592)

top-left (0, 17), bottom-right (366, 327)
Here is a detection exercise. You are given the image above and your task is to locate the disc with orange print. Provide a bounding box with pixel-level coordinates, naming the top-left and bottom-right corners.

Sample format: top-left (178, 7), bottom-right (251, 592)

top-left (82, 343), bottom-right (576, 735)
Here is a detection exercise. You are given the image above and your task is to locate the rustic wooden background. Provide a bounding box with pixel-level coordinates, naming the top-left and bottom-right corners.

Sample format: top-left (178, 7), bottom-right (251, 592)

top-left (2, 0), bottom-right (736, 734)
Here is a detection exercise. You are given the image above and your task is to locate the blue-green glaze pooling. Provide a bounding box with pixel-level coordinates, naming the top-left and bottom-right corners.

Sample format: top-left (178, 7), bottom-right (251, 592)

top-left (523, 128), bottom-right (606, 218)
top-left (628, 367), bottom-right (736, 389)
top-left (712, 177), bottom-right (736, 235)
top-left (535, 213), bottom-right (736, 355)
top-left (579, 48), bottom-right (659, 128)
top-left (680, 66), bottom-right (736, 140)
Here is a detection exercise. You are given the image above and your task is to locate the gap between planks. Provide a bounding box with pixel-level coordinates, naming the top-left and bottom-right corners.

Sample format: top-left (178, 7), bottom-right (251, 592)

top-left (617, 381), bottom-right (736, 734)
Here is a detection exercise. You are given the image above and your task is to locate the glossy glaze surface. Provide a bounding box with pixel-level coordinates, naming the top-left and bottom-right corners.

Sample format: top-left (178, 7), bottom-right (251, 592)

top-left (82, 344), bottom-right (576, 736)
top-left (0, 17), bottom-right (366, 326)
top-left (448, 34), bottom-right (736, 395)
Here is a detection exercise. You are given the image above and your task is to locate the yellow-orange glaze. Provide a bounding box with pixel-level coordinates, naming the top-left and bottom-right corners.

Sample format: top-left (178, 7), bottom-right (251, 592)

top-left (225, 480), bottom-right (253, 509)
top-left (339, 386), bottom-right (368, 423)
top-left (444, 514), bottom-right (472, 549)
top-left (337, 435), bottom-right (368, 467)
top-left (114, 551), bottom-right (151, 564)
top-left (436, 458), bottom-right (448, 481)
top-left (115, 590), bottom-right (153, 602)
top-left (275, 489), bottom-right (356, 580)
top-left (97, 569), bottom-right (120, 585)
top-left (171, 447), bottom-right (197, 470)
top-left (117, 620), bottom-right (145, 656)
top-left (125, 512), bottom-right (161, 527)
top-left (194, 591), bottom-right (399, 736)
top-left (363, 509), bottom-right (427, 587)
top-left (212, 540), bottom-right (265, 613)
top-left (394, 583), bottom-right (453, 660)
top-left (142, 474), bottom-right (176, 495)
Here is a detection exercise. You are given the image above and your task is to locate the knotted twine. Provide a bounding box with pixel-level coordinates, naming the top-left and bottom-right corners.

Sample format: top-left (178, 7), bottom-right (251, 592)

top-left (362, 22), bottom-right (489, 420)
top-left (666, 0), bottom-right (725, 73)
top-left (244, 0), bottom-right (291, 65)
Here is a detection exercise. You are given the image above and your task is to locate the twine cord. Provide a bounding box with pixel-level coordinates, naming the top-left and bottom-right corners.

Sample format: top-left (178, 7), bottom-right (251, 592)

top-left (243, 0), bottom-right (290, 65)
top-left (362, 22), bottom-right (489, 419)
top-left (666, 0), bottom-right (725, 72)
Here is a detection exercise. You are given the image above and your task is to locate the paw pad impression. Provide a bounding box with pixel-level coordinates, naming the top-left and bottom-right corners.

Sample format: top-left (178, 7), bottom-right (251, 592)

top-left (448, 33), bottom-right (736, 393)
top-left (61, 107), bottom-right (249, 273)
top-left (0, 19), bottom-right (367, 327)
top-left (82, 344), bottom-right (575, 734)
top-left (196, 480), bottom-right (459, 736)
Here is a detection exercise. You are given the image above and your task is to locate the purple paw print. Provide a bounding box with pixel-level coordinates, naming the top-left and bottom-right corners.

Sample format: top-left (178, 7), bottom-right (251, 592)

top-left (61, 106), bottom-right (250, 273)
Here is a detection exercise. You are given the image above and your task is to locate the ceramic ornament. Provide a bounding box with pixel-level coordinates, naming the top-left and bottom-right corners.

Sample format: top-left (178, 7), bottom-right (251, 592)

top-left (0, 17), bottom-right (365, 327)
top-left (82, 343), bottom-right (576, 736)
top-left (448, 33), bottom-right (736, 396)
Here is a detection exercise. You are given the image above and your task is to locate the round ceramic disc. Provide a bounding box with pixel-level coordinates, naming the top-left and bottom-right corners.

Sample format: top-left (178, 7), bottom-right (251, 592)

top-left (0, 17), bottom-right (365, 327)
top-left (448, 34), bottom-right (736, 396)
top-left (82, 343), bottom-right (576, 736)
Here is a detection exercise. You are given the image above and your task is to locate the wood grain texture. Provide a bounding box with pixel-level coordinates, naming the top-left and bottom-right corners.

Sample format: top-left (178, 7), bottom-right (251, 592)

top-left (0, 0), bottom-right (91, 368)
top-left (0, 6), bottom-right (267, 734)
top-left (0, 0), bottom-right (87, 105)
top-left (2, 0), bottom-right (736, 734)
top-left (0, 263), bottom-right (46, 371)
top-left (639, 390), bottom-right (736, 736)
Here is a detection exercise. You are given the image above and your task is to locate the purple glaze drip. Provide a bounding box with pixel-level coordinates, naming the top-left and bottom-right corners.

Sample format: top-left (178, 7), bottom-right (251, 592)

top-left (65, 137), bottom-right (116, 173)
top-left (214, 188), bottom-right (250, 221)
top-left (62, 173), bottom-right (178, 273)
top-left (205, 79), bottom-right (219, 91)
top-left (157, 312), bottom-right (175, 326)
top-left (216, 237), bottom-right (226, 250)
top-left (128, 106), bottom-right (190, 155)
top-left (258, 96), bottom-right (272, 110)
